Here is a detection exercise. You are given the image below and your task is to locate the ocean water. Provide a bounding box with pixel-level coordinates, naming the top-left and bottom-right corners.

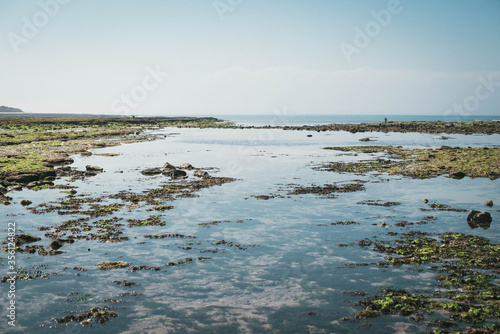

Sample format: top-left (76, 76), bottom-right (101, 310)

top-left (220, 114), bottom-right (500, 126)
top-left (0, 127), bottom-right (498, 333)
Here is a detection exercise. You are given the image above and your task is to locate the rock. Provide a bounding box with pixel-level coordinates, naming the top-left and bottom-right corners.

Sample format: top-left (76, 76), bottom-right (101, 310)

top-left (484, 200), bottom-right (493, 207)
top-left (307, 134), bottom-right (312, 137)
top-left (84, 171), bottom-right (98, 177)
top-left (467, 210), bottom-right (492, 224)
top-left (86, 165), bottom-right (103, 172)
top-left (43, 156), bottom-right (74, 166)
top-left (193, 170), bottom-right (209, 178)
top-left (379, 222), bottom-right (387, 227)
top-left (141, 168), bottom-right (162, 176)
top-left (163, 169), bottom-right (187, 179)
top-left (48, 239), bottom-right (64, 250)
top-left (6, 173), bottom-right (40, 184)
top-left (16, 234), bottom-right (41, 246)
top-left (179, 163), bottom-right (194, 170)
top-left (20, 199), bottom-right (32, 206)
top-left (449, 171), bottom-right (466, 179)
top-left (359, 137), bottom-right (371, 142)
top-left (7, 185), bottom-right (22, 192)
top-left (0, 185), bottom-right (6, 194)
top-left (49, 250), bottom-right (64, 256)
top-left (162, 162), bottom-right (175, 170)
top-left (423, 199), bottom-right (428, 204)
top-left (27, 181), bottom-right (43, 188)
top-left (80, 151), bottom-right (92, 157)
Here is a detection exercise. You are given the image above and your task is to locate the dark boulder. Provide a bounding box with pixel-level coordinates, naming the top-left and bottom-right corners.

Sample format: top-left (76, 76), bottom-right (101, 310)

top-left (484, 200), bottom-right (493, 207)
top-left (141, 168), bottom-right (162, 176)
top-left (162, 162), bottom-right (175, 170)
top-left (20, 199), bottom-right (32, 206)
top-left (48, 239), bottom-right (64, 250)
top-left (86, 165), bottom-right (103, 172)
top-left (163, 169), bottom-right (187, 179)
top-left (449, 171), bottom-right (466, 179)
top-left (467, 210), bottom-right (492, 225)
top-left (6, 173), bottom-right (39, 184)
top-left (16, 234), bottom-right (41, 246)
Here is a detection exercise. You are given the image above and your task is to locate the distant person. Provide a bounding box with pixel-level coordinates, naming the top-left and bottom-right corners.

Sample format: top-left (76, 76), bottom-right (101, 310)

top-left (384, 117), bottom-right (387, 123)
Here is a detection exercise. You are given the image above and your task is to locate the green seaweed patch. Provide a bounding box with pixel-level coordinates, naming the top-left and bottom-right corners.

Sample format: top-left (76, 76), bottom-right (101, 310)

top-left (318, 221), bottom-right (359, 226)
top-left (143, 233), bottom-right (196, 239)
top-left (198, 220), bottom-right (231, 227)
top-left (96, 261), bottom-right (129, 270)
top-left (54, 306), bottom-right (118, 325)
top-left (1, 267), bottom-right (52, 282)
top-left (127, 215), bottom-right (166, 227)
top-left (288, 182), bottom-right (366, 198)
top-left (146, 205), bottom-right (174, 212)
top-left (321, 146), bottom-right (500, 180)
top-left (357, 200), bottom-right (402, 207)
top-left (349, 231), bottom-right (500, 331)
top-left (421, 203), bottom-right (467, 212)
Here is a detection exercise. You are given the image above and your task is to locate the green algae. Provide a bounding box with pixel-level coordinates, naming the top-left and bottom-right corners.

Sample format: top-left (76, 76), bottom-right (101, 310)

top-left (350, 231), bottom-right (500, 332)
top-left (322, 146), bottom-right (500, 179)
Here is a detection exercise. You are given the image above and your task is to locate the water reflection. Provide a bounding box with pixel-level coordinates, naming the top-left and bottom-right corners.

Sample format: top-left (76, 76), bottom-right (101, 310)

top-left (467, 220), bottom-right (492, 230)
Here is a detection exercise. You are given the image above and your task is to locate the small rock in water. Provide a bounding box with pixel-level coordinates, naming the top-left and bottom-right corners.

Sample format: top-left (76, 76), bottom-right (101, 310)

top-left (162, 162), bottom-right (175, 170)
top-left (423, 199), bottom-right (428, 204)
top-left (141, 168), bottom-right (162, 176)
top-left (163, 169), bottom-right (187, 179)
top-left (380, 222), bottom-right (387, 227)
top-left (20, 199), bottom-right (32, 206)
top-left (449, 171), bottom-right (466, 179)
top-left (307, 134), bottom-right (312, 137)
top-left (48, 239), bottom-right (64, 250)
top-left (467, 210), bottom-right (492, 224)
top-left (359, 137), bottom-right (371, 142)
top-left (179, 163), bottom-right (194, 170)
top-left (193, 170), bottom-right (209, 178)
top-left (484, 200), bottom-right (493, 207)
top-left (17, 234), bottom-right (42, 246)
top-left (86, 165), bottom-right (103, 172)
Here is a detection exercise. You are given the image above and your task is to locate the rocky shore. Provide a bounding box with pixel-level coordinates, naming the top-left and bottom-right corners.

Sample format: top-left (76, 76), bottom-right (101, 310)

top-left (243, 121), bottom-right (500, 135)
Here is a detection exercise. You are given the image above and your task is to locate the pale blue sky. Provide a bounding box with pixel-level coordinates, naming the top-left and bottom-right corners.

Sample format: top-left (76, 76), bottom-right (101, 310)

top-left (1, 0), bottom-right (499, 115)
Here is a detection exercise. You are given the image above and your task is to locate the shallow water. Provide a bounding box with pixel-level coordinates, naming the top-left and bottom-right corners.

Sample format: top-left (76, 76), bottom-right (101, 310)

top-left (1, 128), bottom-right (498, 333)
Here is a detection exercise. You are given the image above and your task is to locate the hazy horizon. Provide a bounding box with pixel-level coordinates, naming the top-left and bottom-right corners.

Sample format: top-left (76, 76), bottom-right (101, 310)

top-left (1, 0), bottom-right (499, 116)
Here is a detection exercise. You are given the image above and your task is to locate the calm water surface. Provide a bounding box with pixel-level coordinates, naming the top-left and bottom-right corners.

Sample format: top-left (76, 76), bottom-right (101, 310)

top-left (1, 128), bottom-right (498, 333)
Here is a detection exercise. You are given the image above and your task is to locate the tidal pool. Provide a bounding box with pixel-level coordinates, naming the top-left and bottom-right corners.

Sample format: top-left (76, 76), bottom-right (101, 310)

top-left (1, 128), bottom-right (498, 333)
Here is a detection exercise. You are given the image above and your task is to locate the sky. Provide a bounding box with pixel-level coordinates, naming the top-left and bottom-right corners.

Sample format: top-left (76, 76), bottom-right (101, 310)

top-left (0, 0), bottom-right (499, 116)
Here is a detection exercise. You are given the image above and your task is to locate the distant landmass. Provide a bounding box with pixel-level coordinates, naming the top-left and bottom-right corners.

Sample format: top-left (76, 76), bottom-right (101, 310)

top-left (0, 106), bottom-right (24, 113)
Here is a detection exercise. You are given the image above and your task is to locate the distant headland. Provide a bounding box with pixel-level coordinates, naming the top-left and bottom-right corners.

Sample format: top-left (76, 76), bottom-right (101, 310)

top-left (0, 106), bottom-right (24, 113)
